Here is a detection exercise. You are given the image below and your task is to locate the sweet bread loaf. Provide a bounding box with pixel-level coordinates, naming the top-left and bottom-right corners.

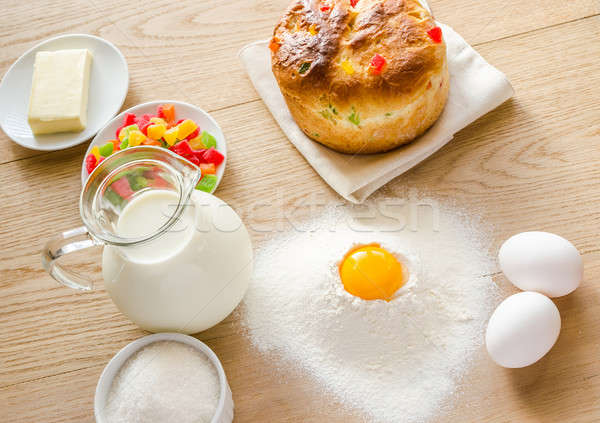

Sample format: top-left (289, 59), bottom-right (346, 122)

top-left (270, 0), bottom-right (449, 154)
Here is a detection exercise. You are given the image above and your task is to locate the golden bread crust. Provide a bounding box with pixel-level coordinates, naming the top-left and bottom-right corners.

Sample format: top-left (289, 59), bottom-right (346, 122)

top-left (271, 0), bottom-right (449, 154)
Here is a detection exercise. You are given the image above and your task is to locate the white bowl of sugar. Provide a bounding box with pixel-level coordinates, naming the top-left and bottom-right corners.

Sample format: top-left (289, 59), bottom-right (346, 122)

top-left (95, 333), bottom-right (233, 423)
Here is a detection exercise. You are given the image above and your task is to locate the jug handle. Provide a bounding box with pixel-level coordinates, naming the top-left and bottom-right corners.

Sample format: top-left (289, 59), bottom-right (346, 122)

top-left (41, 226), bottom-right (101, 291)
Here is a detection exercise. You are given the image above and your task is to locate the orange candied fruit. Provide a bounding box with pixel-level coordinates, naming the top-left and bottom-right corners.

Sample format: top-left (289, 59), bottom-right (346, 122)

top-left (269, 37), bottom-right (281, 53)
top-left (157, 104), bottom-right (176, 125)
top-left (200, 163), bottom-right (216, 175)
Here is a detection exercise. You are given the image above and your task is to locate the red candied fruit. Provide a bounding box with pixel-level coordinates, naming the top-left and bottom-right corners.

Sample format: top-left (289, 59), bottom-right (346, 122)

top-left (135, 115), bottom-right (152, 135)
top-left (124, 113), bottom-right (137, 126)
top-left (369, 54), bottom-right (386, 75)
top-left (185, 127), bottom-right (200, 141)
top-left (116, 113), bottom-right (138, 137)
top-left (350, 0), bottom-right (359, 7)
top-left (187, 154), bottom-right (201, 165)
top-left (111, 178), bottom-right (134, 199)
top-left (139, 121), bottom-right (153, 136)
top-left (202, 148), bottom-right (225, 166)
top-left (150, 174), bottom-right (170, 188)
top-left (427, 26), bottom-right (442, 43)
top-left (85, 154), bottom-right (97, 174)
top-left (170, 140), bottom-right (194, 157)
top-left (169, 140), bottom-right (224, 167)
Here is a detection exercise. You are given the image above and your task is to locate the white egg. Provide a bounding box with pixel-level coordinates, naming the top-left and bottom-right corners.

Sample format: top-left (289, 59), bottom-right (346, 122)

top-left (498, 231), bottom-right (582, 297)
top-left (486, 292), bottom-right (561, 368)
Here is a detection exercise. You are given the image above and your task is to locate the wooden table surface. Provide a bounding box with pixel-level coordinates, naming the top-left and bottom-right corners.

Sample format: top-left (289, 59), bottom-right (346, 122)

top-left (2, 0), bottom-right (600, 421)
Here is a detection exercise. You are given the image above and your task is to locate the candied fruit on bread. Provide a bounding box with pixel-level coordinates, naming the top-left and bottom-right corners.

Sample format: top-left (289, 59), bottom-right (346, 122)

top-left (270, 0), bottom-right (449, 154)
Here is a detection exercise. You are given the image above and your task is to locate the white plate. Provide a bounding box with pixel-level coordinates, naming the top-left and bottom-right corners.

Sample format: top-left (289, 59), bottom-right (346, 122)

top-left (94, 333), bottom-right (234, 423)
top-left (81, 100), bottom-right (227, 193)
top-left (0, 34), bottom-right (128, 151)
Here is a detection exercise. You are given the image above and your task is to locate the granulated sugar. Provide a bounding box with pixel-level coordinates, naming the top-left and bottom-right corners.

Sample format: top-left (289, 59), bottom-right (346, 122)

top-left (241, 198), bottom-right (500, 423)
top-left (103, 341), bottom-right (220, 423)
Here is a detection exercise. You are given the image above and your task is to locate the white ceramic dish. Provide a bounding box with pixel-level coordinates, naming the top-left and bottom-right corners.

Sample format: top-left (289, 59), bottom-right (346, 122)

top-left (0, 34), bottom-right (128, 151)
top-left (81, 100), bottom-right (227, 194)
top-left (95, 333), bottom-right (234, 423)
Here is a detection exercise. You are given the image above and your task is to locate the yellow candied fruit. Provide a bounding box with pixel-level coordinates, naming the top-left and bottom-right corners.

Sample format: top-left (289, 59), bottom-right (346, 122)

top-left (177, 119), bottom-right (198, 140)
top-left (163, 127), bottom-right (178, 146)
top-left (91, 145), bottom-right (101, 160)
top-left (147, 123), bottom-right (167, 140)
top-left (118, 128), bottom-right (128, 142)
top-left (149, 117), bottom-right (166, 125)
top-left (309, 24), bottom-right (318, 35)
top-left (341, 60), bottom-right (355, 75)
top-left (189, 135), bottom-right (206, 150)
top-left (128, 130), bottom-right (146, 147)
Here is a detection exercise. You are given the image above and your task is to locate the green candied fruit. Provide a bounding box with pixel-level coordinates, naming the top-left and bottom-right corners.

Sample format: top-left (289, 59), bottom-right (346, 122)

top-left (117, 124), bottom-right (139, 142)
top-left (348, 106), bottom-right (360, 126)
top-left (99, 142), bottom-right (114, 157)
top-left (298, 62), bottom-right (311, 74)
top-left (319, 109), bottom-right (337, 124)
top-left (196, 174), bottom-right (218, 192)
top-left (120, 138), bottom-right (129, 149)
top-left (123, 124), bottom-right (139, 134)
top-left (112, 166), bottom-right (152, 183)
top-left (128, 175), bottom-right (148, 191)
top-left (320, 109), bottom-right (332, 120)
top-left (105, 188), bottom-right (124, 208)
top-left (201, 131), bottom-right (217, 149)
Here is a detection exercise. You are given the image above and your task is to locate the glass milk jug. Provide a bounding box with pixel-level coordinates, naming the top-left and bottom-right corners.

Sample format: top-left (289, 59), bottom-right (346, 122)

top-left (42, 146), bottom-right (253, 334)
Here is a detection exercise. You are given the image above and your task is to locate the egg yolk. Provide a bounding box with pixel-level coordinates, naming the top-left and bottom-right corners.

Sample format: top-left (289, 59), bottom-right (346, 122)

top-left (339, 244), bottom-right (405, 301)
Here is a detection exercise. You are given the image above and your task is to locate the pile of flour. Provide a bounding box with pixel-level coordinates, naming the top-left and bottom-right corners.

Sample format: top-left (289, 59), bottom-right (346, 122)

top-left (241, 198), bottom-right (500, 422)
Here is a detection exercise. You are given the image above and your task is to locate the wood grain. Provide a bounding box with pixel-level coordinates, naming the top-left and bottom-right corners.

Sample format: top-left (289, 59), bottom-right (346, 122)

top-left (1, 1), bottom-right (600, 422)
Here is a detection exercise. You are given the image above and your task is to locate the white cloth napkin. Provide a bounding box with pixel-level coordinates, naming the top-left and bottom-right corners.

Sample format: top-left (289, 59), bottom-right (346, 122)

top-left (239, 21), bottom-right (514, 203)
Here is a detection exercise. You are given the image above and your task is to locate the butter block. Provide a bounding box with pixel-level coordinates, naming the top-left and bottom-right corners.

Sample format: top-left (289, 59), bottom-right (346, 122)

top-left (27, 49), bottom-right (93, 135)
